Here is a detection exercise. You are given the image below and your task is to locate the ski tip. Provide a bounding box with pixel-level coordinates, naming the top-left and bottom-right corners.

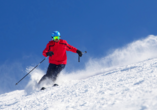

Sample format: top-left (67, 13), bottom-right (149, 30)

top-left (40, 87), bottom-right (46, 90)
top-left (53, 84), bottom-right (59, 86)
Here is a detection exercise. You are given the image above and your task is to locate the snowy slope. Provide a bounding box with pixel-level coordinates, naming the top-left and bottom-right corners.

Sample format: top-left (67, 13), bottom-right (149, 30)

top-left (1, 58), bottom-right (157, 110)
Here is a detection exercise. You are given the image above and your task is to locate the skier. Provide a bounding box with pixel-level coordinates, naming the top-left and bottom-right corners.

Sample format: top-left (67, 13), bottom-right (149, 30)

top-left (38, 31), bottom-right (82, 90)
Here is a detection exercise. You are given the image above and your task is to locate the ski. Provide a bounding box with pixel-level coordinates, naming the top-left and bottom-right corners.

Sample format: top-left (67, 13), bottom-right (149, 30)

top-left (40, 84), bottom-right (59, 90)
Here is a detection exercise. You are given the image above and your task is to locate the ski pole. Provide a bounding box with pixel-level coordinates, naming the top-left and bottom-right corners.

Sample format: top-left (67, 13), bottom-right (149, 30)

top-left (15, 57), bottom-right (48, 85)
top-left (78, 51), bottom-right (87, 62)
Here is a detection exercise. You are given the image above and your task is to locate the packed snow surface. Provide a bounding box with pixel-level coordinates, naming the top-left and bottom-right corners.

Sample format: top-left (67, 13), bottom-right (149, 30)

top-left (1, 58), bottom-right (157, 110)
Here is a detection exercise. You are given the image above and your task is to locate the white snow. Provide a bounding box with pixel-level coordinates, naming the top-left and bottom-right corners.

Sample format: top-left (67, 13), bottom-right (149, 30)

top-left (1, 58), bottom-right (157, 110)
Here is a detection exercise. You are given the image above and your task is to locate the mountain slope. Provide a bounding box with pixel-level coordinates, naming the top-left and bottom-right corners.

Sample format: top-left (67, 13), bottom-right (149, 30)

top-left (1, 58), bottom-right (157, 110)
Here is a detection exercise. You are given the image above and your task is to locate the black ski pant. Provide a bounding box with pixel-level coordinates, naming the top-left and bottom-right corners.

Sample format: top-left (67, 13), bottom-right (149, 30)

top-left (38, 63), bottom-right (65, 85)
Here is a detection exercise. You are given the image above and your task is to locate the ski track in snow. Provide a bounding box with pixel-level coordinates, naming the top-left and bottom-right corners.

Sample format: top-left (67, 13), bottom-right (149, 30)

top-left (1, 58), bottom-right (157, 110)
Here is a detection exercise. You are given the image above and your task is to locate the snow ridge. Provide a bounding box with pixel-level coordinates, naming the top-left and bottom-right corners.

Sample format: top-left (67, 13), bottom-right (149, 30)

top-left (1, 58), bottom-right (157, 110)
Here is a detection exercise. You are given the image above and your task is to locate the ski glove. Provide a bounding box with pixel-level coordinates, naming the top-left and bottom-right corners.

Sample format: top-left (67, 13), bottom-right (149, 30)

top-left (77, 50), bottom-right (82, 57)
top-left (46, 51), bottom-right (54, 56)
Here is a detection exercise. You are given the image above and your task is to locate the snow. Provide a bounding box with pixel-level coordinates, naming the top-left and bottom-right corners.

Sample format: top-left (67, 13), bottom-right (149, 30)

top-left (1, 35), bottom-right (157, 109)
top-left (1, 58), bottom-right (157, 110)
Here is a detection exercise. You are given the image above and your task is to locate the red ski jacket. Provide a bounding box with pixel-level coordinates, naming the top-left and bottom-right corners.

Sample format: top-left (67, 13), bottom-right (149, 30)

top-left (43, 39), bottom-right (78, 65)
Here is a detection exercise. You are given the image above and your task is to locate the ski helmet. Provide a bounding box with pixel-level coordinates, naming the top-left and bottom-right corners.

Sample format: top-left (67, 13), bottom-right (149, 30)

top-left (51, 31), bottom-right (61, 37)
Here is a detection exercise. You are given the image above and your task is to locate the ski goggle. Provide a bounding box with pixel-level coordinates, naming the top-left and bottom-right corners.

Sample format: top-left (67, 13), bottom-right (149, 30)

top-left (53, 36), bottom-right (60, 40)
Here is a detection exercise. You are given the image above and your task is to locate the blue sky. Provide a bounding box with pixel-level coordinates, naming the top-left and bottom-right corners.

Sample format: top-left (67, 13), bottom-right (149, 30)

top-left (0, 0), bottom-right (157, 93)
